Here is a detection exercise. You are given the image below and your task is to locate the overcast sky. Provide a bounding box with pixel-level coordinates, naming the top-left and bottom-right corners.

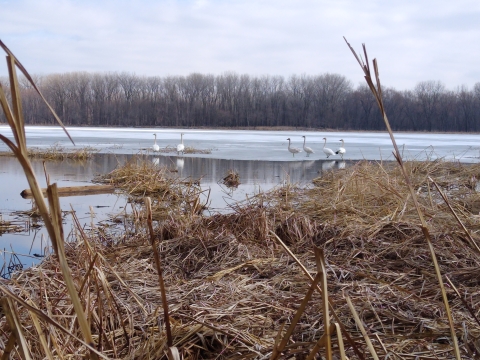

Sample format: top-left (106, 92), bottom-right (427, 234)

top-left (1, 0), bottom-right (479, 90)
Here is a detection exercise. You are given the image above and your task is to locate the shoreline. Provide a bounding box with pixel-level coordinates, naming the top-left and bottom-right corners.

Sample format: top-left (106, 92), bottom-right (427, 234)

top-left (2, 123), bottom-right (479, 135)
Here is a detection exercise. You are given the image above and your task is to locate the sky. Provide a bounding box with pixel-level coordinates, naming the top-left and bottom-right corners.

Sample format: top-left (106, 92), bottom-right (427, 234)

top-left (1, 0), bottom-right (480, 91)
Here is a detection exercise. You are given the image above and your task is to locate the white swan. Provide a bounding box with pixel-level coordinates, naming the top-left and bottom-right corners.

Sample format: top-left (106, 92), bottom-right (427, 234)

top-left (302, 136), bottom-right (314, 157)
top-left (177, 133), bottom-right (185, 155)
top-left (335, 139), bottom-right (346, 159)
top-left (287, 138), bottom-right (302, 157)
top-left (322, 137), bottom-right (335, 158)
top-left (153, 133), bottom-right (160, 152)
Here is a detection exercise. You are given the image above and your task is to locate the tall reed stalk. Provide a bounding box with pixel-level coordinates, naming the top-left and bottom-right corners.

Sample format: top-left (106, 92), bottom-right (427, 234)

top-left (344, 38), bottom-right (461, 360)
top-left (0, 40), bottom-right (99, 359)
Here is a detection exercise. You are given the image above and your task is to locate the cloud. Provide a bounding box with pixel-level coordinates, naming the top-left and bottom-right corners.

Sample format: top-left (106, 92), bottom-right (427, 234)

top-left (1, 0), bottom-right (480, 90)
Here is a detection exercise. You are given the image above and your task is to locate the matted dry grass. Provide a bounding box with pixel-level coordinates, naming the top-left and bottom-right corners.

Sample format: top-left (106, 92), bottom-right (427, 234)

top-left (0, 218), bottom-right (24, 234)
top-left (2, 159), bottom-right (480, 359)
top-left (221, 169), bottom-right (240, 188)
top-left (0, 144), bottom-right (98, 160)
top-left (94, 156), bottom-right (207, 220)
top-left (150, 145), bottom-right (212, 155)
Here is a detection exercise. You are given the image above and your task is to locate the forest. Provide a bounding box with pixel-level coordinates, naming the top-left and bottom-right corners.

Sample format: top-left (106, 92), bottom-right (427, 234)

top-left (1, 71), bottom-right (479, 132)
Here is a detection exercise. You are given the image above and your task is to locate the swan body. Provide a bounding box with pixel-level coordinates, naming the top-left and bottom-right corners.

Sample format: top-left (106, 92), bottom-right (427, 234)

top-left (287, 138), bottom-right (302, 157)
top-left (322, 137), bottom-right (335, 158)
top-left (177, 133), bottom-right (185, 155)
top-left (152, 133), bottom-right (160, 152)
top-left (335, 139), bottom-right (346, 159)
top-left (302, 136), bottom-right (314, 157)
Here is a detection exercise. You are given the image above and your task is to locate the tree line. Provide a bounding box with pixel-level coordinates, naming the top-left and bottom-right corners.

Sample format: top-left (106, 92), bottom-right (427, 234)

top-left (1, 71), bottom-right (480, 132)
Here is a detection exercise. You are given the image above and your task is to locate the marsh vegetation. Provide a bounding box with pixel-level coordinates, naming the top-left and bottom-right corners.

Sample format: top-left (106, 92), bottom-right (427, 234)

top-left (1, 39), bottom-right (480, 359)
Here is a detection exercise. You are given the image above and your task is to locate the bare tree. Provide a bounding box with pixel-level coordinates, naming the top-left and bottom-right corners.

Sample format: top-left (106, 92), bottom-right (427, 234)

top-left (414, 80), bottom-right (446, 132)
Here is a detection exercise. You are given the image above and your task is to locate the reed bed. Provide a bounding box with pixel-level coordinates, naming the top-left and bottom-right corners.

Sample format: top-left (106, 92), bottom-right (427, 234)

top-left (27, 144), bottom-right (98, 160)
top-left (0, 218), bottom-right (23, 234)
top-left (1, 159), bottom-right (479, 359)
top-left (94, 156), bottom-right (207, 220)
top-left (0, 144), bottom-right (98, 160)
top-left (298, 159), bottom-right (480, 239)
top-left (152, 145), bottom-right (212, 154)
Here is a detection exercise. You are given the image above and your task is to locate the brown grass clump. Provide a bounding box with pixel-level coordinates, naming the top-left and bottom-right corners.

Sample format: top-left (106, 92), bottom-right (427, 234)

top-left (0, 144), bottom-right (99, 160)
top-left (183, 146), bottom-right (212, 155)
top-left (299, 160), bottom-right (480, 239)
top-left (153, 145), bottom-right (212, 154)
top-left (221, 169), bottom-right (240, 188)
top-left (94, 156), bottom-right (207, 220)
top-left (27, 144), bottom-right (98, 160)
top-left (0, 218), bottom-right (23, 234)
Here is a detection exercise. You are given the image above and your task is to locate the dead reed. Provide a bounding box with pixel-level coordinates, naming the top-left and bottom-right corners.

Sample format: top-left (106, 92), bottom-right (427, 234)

top-left (94, 155), bottom-right (208, 220)
top-left (28, 144), bottom-right (98, 160)
top-left (0, 219), bottom-right (23, 234)
top-left (221, 169), bottom-right (240, 188)
top-left (4, 160), bottom-right (480, 358)
top-left (0, 40), bottom-right (99, 359)
top-left (0, 144), bottom-right (98, 160)
top-left (150, 145), bottom-right (212, 154)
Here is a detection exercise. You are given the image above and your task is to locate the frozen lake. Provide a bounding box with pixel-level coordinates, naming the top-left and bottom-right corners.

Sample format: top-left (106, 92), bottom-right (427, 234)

top-left (0, 125), bottom-right (479, 274)
top-left (0, 125), bottom-right (479, 162)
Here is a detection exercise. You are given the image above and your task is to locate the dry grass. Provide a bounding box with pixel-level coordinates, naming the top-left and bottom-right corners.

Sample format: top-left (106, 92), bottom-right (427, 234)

top-left (0, 218), bottom-right (24, 234)
top-left (0, 144), bottom-right (98, 160)
top-left (94, 156), bottom-right (208, 221)
top-left (299, 160), bottom-right (480, 239)
top-left (152, 145), bottom-right (213, 154)
top-left (2, 159), bottom-right (480, 359)
top-left (221, 169), bottom-right (240, 188)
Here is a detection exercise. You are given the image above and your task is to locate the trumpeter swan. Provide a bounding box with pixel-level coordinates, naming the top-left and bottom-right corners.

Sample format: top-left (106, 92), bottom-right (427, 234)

top-left (286, 138), bottom-right (302, 157)
top-left (335, 139), bottom-right (346, 159)
top-left (322, 137), bottom-right (335, 158)
top-left (177, 133), bottom-right (185, 155)
top-left (152, 133), bottom-right (160, 152)
top-left (302, 136), bottom-right (314, 157)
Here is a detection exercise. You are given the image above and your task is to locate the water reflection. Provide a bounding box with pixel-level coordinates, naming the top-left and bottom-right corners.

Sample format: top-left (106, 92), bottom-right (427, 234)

top-left (322, 160), bottom-right (336, 171)
top-left (0, 153), bottom-right (352, 271)
top-left (176, 158), bottom-right (185, 174)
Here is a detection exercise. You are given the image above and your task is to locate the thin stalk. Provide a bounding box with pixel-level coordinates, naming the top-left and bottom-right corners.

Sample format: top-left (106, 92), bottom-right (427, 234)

top-left (429, 176), bottom-right (480, 254)
top-left (270, 230), bottom-right (364, 359)
top-left (346, 296), bottom-right (379, 360)
top-left (271, 271), bottom-right (323, 360)
top-left (1, 297), bottom-right (32, 360)
top-left (145, 197), bottom-right (173, 347)
top-left (344, 38), bottom-right (461, 360)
